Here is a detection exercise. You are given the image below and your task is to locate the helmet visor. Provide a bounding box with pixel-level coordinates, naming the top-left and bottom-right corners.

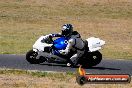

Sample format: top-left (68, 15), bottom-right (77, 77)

top-left (62, 30), bottom-right (69, 36)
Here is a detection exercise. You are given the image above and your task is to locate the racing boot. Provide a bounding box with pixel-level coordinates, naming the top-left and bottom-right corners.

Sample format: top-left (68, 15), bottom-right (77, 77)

top-left (67, 60), bottom-right (77, 67)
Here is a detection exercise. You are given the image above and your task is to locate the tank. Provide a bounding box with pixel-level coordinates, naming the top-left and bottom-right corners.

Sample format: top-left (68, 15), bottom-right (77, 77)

top-left (53, 37), bottom-right (68, 55)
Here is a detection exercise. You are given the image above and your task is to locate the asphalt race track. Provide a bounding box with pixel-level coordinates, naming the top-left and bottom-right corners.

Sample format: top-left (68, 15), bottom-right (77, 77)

top-left (0, 54), bottom-right (132, 75)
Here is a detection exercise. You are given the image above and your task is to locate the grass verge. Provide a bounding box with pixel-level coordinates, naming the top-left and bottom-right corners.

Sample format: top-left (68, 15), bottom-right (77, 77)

top-left (0, 68), bottom-right (131, 88)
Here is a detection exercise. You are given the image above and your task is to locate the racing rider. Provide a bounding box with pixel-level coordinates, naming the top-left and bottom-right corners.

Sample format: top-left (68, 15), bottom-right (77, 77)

top-left (59, 24), bottom-right (85, 67)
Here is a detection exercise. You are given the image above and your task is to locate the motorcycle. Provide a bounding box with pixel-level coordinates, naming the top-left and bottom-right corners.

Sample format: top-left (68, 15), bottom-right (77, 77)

top-left (26, 35), bottom-right (105, 67)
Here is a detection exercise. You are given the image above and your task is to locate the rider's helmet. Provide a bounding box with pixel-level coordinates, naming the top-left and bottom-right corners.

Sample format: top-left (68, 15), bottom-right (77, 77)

top-left (61, 24), bottom-right (73, 37)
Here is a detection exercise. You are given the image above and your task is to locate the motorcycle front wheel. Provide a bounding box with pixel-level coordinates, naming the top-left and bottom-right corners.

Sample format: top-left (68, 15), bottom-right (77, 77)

top-left (26, 50), bottom-right (45, 64)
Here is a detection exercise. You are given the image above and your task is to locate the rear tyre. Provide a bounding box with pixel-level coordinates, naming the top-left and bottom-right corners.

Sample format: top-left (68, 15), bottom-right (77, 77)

top-left (26, 50), bottom-right (46, 64)
top-left (81, 51), bottom-right (102, 68)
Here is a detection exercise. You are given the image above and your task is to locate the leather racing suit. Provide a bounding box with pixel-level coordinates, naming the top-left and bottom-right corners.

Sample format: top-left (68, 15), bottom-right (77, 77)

top-left (60, 31), bottom-right (85, 66)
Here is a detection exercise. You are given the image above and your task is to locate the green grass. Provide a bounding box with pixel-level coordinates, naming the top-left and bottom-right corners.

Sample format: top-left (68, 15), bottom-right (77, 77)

top-left (0, 0), bottom-right (132, 59)
top-left (0, 69), bottom-right (74, 78)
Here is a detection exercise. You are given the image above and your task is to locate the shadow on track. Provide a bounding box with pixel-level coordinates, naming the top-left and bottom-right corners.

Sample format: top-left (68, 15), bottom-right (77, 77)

top-left (40, 63), bottom-right (120, 71)
top-left (40, 63), bottom-right (68, 67)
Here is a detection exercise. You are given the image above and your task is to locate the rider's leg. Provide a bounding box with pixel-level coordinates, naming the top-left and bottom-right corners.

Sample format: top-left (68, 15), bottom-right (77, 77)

top-left (67, 50), bottom-right (84, 67)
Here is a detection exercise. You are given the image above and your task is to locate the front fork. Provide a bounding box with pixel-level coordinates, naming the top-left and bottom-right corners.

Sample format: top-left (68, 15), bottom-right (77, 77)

top-left (33, 49), bottom-right (43, 60)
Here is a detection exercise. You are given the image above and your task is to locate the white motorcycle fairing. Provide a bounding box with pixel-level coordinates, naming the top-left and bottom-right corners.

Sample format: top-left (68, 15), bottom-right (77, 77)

top-left (32, 36), bottom-right (67, 62)
top-left (33, 36), bottom-right (53, 52)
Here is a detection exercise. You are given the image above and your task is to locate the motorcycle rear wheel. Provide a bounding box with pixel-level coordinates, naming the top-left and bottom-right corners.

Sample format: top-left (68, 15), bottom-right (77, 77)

top-left (81, 51), bottom-right (102, 68)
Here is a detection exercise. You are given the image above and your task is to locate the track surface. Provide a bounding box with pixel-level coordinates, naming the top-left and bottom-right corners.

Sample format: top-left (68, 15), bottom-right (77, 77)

top-left (0, 54), bottom-right (132, 75)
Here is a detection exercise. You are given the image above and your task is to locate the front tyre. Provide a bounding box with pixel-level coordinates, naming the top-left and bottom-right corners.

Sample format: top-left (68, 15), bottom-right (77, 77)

top-left (26, 50), bottom-right (45, 64)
